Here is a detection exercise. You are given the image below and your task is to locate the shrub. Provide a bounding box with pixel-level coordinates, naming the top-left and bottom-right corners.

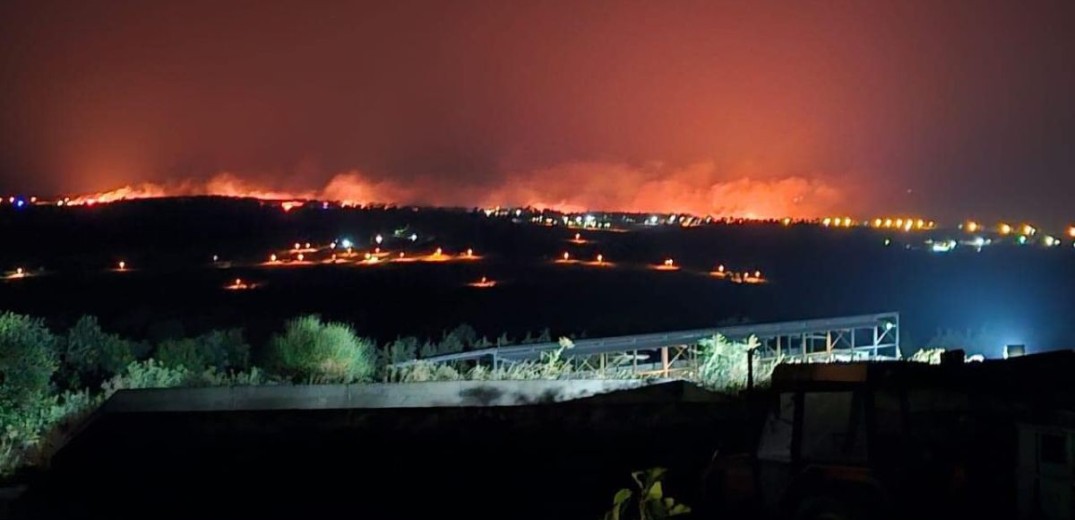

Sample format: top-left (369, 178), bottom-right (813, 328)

top-left (910, 348), bottom-right (945, 364)
top-left (101, 359), bottom-right (191, 397)
top-left (386, 336), bottom-right (419, 364)
top-left (155, 329), bottom-right (250, 372)
top-left (696, 334), bottom-right (760, 391)
top-left (1, 390), bottom-right (99, 477)
top-left (194, 329), bottom-right (250, 370)
top-left (385, 360), bottom-right (462, 382)
top-left (60, 316), bottom-right (137, 389)
top-left (266, 315), bottom-right (374, 383)
top-left (193, 366), bottom-right (269, 387)
top-left (0, 312), bottom-right (58, 413)
top-left (155, 338), bottom-right (206, 371)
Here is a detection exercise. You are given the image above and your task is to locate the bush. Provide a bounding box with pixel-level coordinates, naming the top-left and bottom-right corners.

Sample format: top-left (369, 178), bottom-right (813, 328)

top-left (0, 390), bottom-right (99, 477)
top-left (101, 359), bottom-right (192, 397)
top-left (266, 315), bottom-right (375, 383)
top-left (0, 312), bottom-right (58, 413)
top-left (155, 338), bottom-right (206, 372)
top-left (155, 329), bottom-right (250, 372)
top-left (60, 316), bottom-right (138, 389)
top-left (696, 334), bottom-right (761, 391)
top-left (385, 336), bottom-right (419, 364)
top-left (194, 329), bottom-right (250, 370)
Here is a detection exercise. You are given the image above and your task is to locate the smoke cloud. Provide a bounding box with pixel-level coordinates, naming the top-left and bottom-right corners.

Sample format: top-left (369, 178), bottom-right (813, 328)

top-left (72, 163), bottom-right (843, 219)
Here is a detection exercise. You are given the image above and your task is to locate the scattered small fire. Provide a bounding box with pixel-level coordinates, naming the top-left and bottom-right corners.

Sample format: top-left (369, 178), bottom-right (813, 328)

top-left (653, 258), bottom-right (679, 271)
top-left (568, 232), bottom-right (589, 244)
top-left (468, 276), bottom-right (497, 288)
top-left (224, 277), bottom-right (258, 290)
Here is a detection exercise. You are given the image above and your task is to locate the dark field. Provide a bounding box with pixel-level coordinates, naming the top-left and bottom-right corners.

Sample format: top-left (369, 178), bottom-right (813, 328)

top-left (2, 197), bottom-right (1073, 356)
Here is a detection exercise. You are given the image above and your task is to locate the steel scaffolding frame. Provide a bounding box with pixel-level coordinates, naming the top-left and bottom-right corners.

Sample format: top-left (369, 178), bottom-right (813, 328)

top-left (403, 312), bottom-right (901, 376)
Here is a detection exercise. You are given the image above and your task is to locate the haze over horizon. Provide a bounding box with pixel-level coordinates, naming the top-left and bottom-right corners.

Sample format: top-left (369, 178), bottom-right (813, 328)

top-left (2, 1), bottom-right (1074, 223)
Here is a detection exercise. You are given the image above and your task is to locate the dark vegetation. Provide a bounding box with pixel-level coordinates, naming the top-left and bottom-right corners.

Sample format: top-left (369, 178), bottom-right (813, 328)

top-left (0, 309), bottom-right (567, 478)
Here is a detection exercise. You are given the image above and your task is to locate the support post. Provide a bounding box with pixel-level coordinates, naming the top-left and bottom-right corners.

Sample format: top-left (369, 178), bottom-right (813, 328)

top-left (747, 348), bottom-right (755, 390)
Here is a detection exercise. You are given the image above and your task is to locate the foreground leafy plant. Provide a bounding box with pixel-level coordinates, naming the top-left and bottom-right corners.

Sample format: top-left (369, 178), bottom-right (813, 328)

top-left (604, 467), bottom-right (691, 520)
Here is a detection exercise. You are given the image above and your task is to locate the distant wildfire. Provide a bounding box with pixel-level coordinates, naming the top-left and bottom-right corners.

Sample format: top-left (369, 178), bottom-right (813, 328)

top-left (63, 162), bottom-right (846, 219)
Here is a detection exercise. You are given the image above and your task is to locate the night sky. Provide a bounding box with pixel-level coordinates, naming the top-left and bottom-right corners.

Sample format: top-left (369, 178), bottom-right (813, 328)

top-left (1, 1), bottom-right (1073, 222)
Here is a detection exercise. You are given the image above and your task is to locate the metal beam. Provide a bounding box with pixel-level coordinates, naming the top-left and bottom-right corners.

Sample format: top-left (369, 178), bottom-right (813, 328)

top-left (400, 312), bottom-right (901, 366)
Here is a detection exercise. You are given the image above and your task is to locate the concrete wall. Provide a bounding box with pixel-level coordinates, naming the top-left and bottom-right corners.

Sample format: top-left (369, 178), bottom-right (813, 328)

top-left (101, 379), bottom-right (656, 413)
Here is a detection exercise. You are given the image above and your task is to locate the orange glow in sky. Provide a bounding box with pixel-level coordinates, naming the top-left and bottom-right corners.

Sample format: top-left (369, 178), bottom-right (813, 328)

top-left (62, 164), bottom-right (846, 220)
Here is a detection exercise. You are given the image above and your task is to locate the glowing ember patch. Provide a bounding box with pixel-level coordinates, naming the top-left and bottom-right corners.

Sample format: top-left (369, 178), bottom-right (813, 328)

top-left (468, 276), bottom-right (497, 288)
top-left (653, 259), bottom-right (679, 271)
top-left (224, 278), bottom-right (258, 290)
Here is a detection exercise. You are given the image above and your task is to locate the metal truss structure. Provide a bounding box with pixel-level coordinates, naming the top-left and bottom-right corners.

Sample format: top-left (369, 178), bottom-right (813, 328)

top-left (405, 312), bottom-right (901, 377)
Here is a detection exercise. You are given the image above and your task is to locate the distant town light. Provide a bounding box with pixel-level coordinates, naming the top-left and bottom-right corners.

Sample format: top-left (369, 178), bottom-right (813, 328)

top-left (117, 261), bottom-right (126, 270)
top-left (596, 254), bottom-right (604, 263)
top-left (375, 234), bottom-right (383, 244)
top-left (999, 223), bottom-right (1012, 235)
top-left (270, 254), bottom-right (277, 262)
top-left (297, 253), bottom-right (304, 261)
